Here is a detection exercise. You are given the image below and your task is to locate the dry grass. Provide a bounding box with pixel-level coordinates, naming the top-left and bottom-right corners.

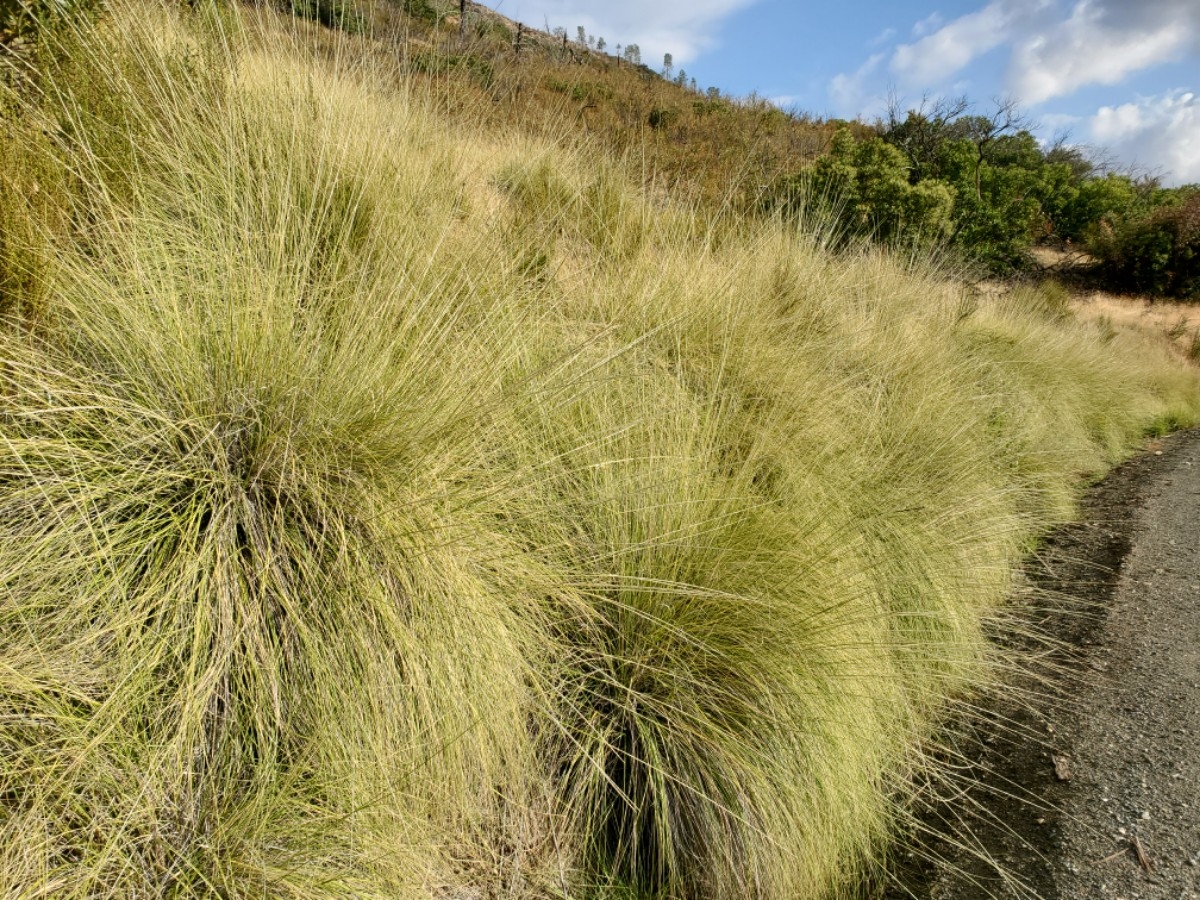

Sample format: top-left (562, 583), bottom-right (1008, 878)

top-left (345, 0), bottom-right (855, 208)
top-left (0, 4), bottom-right (1197, 899)
top-left (1070, 290), bottom-right (1200, 361)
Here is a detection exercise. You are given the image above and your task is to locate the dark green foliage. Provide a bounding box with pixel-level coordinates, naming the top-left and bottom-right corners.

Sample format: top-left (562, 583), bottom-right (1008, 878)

top-left (1092, 193), bottom-right (1200, 298)
top-left (1056, 174), bottom-right (1140, 241)
top-left (888, 122), bottom-right (1076, 270)
top-left (291, 0), bottom-right (362, 32)
top-left (545, 77), bottom-right (614, 104)
top-left (761, 98), bottom-right (1197, 284)
top-left (691, 97), bottom-right (730, 117)
top-left (472, 16), bottom-right (512, 42)
top-left (765, 127), bottom-right (954, 247)
top-left (1, 0), bottom-right (99, 45)
top-left (407, 49), bottom-right (494, 87)
top-left (931, 135), bottom-right (1044, 271)
top-left (398, 0), bottom-right (438, 24)
top-left (647, 105), bottom-right (678, 130)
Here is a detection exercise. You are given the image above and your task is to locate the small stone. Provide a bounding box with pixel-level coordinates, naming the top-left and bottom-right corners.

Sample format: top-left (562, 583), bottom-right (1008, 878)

top-left (1142, 810), bottom-right (1152, 820)
top-left (1053, 754), bottom-right (1073, 781)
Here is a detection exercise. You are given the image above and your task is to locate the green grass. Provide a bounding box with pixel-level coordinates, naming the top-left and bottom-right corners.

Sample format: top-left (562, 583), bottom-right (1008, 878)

top-left (1, 4), bottom-right (1198, 898)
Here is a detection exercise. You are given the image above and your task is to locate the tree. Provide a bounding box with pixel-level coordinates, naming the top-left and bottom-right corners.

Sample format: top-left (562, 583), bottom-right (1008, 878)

top-left (596, 36), bottom-right (606, 51)
top-left (951, 98), bottom-right (1031, 203)
top-left (1058, 173), bottom-right (1138, 240)
top-left (768, 128), bottom-right (954, 247)
top-left (662, 52), bottom-right (673, 78)
top-left (874, 96), bottom-right (1073, 268)
top-left (623, 43), bottom-right (641, 66)
top-left (1044, 134), bottom-right (1098, 181)
top-left (880, 93), bottom-right (970, 182)
top-left (576, 25), bottom-right (586, 45)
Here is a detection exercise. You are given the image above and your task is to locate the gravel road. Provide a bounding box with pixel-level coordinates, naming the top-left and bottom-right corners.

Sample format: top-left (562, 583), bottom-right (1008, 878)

top-left (1053, 428), bottom-right (1200, 900)
top-left (890, 428), bottom-right (1200, 900)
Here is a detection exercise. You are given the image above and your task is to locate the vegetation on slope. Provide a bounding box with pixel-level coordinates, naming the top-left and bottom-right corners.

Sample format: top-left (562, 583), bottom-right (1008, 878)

top-left (765, 104), bottom-right (1200, 284)
top-left (16, 0), bottom-right (1175, 291)
top-left (1, 3), bottom-right (1198, 898)
top-left (330, 2), bottom-right (1200, 291)
top-left (300, 0), bottom-right (854, 208)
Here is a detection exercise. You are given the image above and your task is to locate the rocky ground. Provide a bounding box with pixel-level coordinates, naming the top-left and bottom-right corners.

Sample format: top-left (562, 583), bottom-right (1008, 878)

top-left (888, 428), bottom-right (1200, 900)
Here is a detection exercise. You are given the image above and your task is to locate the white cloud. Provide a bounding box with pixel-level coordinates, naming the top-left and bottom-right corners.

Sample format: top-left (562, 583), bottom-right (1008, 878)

top-left (889, 1), bottom-right (1036, 85)
top-left (829, 53), bottom-right (886, 117)
top-left (911, 11), bottom-right (944, 37)
top-left (482, 0), bottom-right (762, 64)
top-left (869, 26), bottom-right (897, 47)
top-left (1009, 0), bottom-right (1200, 104)
top-left (1090, 89), bottom-right (1200, 184)
top-left (872, 0), bottom-right (1200, 104)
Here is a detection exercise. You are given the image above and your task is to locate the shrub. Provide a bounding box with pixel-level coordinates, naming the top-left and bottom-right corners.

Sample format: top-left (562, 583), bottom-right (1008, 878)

top-left (1056, 173), bottom-right (1139, 241)
top-left (2, 0), bottom-right (97, 41)
top-left (407, 49), bottom-right (493, 87)
top-left (1092, 193), bottom-right (1200, 298)
top-left (545, 77), bottom-right (614, 104)
top-left (399, 0), bottom-right (438, 25)
top-left (766, 128), bottom-right (954, 246)
top-left (290, 0), bottom-right (361, 31)
top-left (647, 105), bottom-right (678, 130)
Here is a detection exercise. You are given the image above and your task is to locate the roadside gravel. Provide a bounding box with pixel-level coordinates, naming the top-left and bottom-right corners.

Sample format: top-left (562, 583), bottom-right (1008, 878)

top-left (890, 428), bottom-right (1200, 900)
top-left (1053, 430), bottom-right (1200, 899)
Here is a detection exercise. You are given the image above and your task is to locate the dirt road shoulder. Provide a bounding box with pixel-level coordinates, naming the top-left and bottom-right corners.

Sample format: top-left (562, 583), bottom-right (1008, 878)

top-left (891, 428), bottom-right (1200, 899)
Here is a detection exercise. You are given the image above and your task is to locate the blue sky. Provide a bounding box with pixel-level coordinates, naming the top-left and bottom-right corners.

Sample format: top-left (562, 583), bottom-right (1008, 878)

top-left (481, 0), bottom-right (1200, 185)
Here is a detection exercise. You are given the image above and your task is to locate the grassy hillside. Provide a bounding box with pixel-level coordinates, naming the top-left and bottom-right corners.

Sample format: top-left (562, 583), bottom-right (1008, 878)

top-left (350, 0), bottom-right (856, 208)
top-left (1, 3), bottom-right (1198, 898)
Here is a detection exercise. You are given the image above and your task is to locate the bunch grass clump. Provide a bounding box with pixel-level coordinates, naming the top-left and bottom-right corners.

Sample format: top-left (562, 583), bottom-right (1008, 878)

top-left (1, 4), bottom-right (1198, 898)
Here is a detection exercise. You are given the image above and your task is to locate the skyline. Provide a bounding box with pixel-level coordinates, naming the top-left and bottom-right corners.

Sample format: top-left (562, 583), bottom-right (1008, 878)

top-left (481, 0), bottom-right (1200, 185)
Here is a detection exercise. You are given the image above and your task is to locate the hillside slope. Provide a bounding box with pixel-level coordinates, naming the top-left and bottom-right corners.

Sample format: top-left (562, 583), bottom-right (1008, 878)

top-left (355, 0), bottom-right (852, 207)
top-left (1, 4), bottom-right (1198, 898)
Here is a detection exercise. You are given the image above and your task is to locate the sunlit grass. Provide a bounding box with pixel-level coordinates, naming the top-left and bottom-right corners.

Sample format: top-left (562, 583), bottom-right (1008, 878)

top-left (1, 4), bottom-right (1197, 897)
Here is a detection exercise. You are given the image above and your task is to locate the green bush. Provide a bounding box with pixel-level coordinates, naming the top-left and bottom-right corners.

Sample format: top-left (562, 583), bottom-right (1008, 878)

top-left (866, 104), bottom-right (1189, 274)
top-left (545, 77), bottom-right (614, 104)
top-left (1, 0), bottom-right (99, 46)
top-left (1092, 194), bottom-right (1200, 298)
top-left (1056, 173), bottom-right (1139, 241)
top-left (647, 105), bottom-right (678, 130)
top-left (407, 49), bottom-right (494, 87)
top-left (766, 127), bottom-right (954, 246)
top-left (290, 0), bottom-right (361, 32)
top-left (921, 136), bottom-right (1045, 271)
top-left (399, 0), bottom-right (438, 24)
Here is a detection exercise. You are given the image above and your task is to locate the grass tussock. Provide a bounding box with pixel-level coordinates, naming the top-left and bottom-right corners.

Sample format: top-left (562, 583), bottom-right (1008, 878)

top-left (1, 4), bottom-right (1198, 898)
